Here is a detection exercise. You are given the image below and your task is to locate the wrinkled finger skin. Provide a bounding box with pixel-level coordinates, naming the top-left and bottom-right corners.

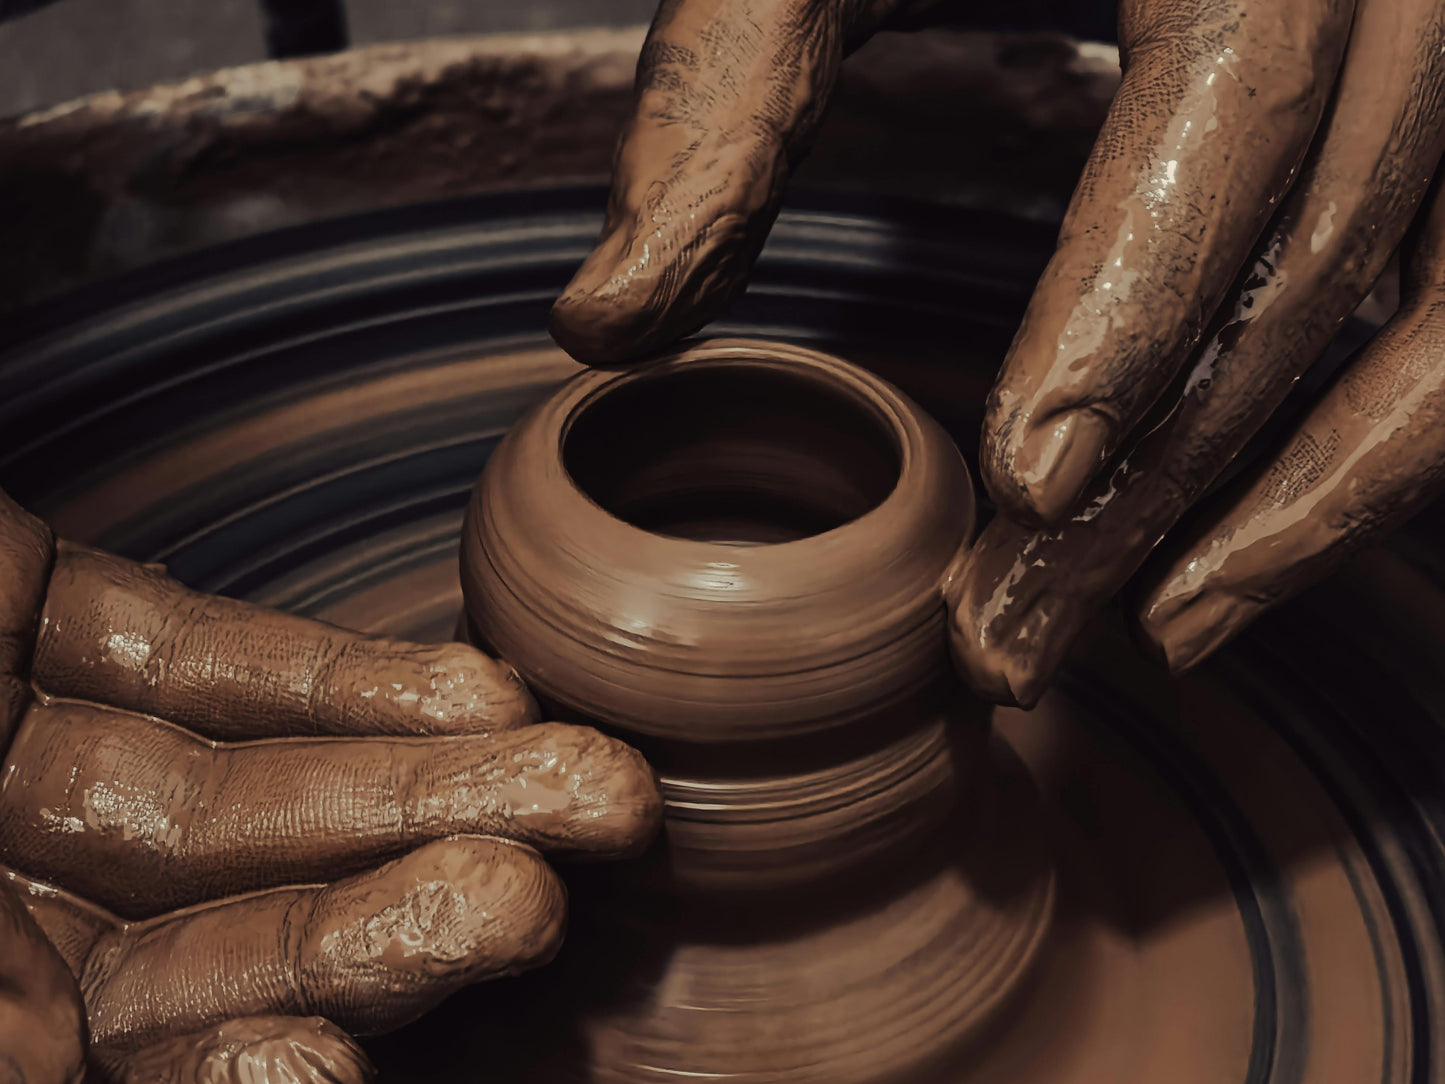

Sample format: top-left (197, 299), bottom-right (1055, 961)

top-left (94, 1017), bottom-right (374, 1084)
top-left (952, 0), bottom-right (1445, 706)
top-left (0, 877), bottom-right (86, 1084)
top-left (0, 503), bottom-right (661, 1061)
top-left (0, 698), bottom-right (661, 916)
top-left (1140, 173), bottom-right (1445, 668)
top-left (981, 0), bottom-right (1354, 526)
top-left (550, 0), bottom-right (903, 365)
top-left (12, 837), bottom-right (567, 1054)
top-left (35, 544), bottom-right (537, 741)
top-left (0, 497), bottom-right (82, 1083)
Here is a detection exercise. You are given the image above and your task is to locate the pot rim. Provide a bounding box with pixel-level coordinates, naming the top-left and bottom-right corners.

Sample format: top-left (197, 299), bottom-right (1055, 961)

top-left (546, 337), bottom-right (928, 557)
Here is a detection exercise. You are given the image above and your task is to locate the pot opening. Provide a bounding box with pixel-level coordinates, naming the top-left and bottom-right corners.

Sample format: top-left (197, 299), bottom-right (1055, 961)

top-left (563, 362), bottom-right (902, 544)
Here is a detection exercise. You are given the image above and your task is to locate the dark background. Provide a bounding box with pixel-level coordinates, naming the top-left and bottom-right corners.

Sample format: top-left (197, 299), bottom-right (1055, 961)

top-left (0, 0), bottom-right (1118, 120)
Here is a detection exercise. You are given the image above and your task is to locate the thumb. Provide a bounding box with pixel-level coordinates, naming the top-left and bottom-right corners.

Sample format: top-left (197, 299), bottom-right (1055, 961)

top-left (94, 1018), bottom-right (373, 1084)
top-left (550, 0), bottom-right (857, 365)
top-left (0, 878), bottom-right (85, 1084)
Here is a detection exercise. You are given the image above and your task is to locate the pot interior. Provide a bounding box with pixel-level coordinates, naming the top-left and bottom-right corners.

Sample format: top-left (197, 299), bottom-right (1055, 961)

top-left (565, 361), bottom-right (902, 545)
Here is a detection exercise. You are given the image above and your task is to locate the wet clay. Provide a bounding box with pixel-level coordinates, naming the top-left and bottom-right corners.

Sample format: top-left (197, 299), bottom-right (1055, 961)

top-left (951, 0), bottom-right (1445, 704)
top-left (0, 692), bottom-right (656, 914)
top-left (548, 0), bottom-right (920, 365)
top-left (978, 0), bottom-right (1355, 524)
top-left (1139, 165), bottom-right (1445, 665)
top-left (550, 0), bottom-right (1445, 708)
top-left (8, 835), bottom-right (566, 1051)
top-left (0, 496), bottom-right (84, 1084)
top-left (94, 1016), bottom-right (375, 1084)
top-left (35, 542), bottom-right (539, 740)
top-left (546, 0), bottom-right (1354, 512)
top-left (0, 490), bottom-right (51, 753)
top-left (465, 339), bottom-right (975, 743)
top-left (461, 339), bottom-right (1056, 1081)
top-left (0, 489), bottom-right (662, 1078)
top-left (0, 543), bottom-right (659, 918)
top-left (0, 876), bottom-right (85, 1084)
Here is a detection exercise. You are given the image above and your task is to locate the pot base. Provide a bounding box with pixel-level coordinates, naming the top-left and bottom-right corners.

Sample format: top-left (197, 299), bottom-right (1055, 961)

top-left (520, 736), bottom-right (1055, 1084)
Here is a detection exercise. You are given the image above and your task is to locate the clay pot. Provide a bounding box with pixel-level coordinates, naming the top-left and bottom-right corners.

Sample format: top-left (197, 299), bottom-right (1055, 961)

top-left (461, 338), bottom-right (1054, 1082)
top-left (463, 337), bottom-right (974, 741)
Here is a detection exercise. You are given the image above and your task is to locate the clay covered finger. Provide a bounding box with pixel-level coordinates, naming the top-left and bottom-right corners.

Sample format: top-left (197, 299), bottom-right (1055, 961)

top-left (32, 543), bottom-right (537, 741)
top-left (549, 0), bottom-right (888, 365)
top-left (12, 837), bottom-right (566, 1053)
top-left (1138, 173), bottom-right (1445, 669)
top-left (0, 877), bottom-right (85, 1084)
top-left (0, 697), bottom-right (660, 917)
top-left (980, 0), bottom-right (1353, 526)
top-left (949, 510), bottom-right (1130, 708)
top-left (952, 0), bottom-right (1445, 706)
top-left (0, 490), bottom-right (52, 754)
top-left (94, 1017), bottom-right (374, 1084)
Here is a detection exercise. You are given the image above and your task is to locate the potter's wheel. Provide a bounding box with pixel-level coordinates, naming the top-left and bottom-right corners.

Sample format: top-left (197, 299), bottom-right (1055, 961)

top-left (3, 188), bottom-right (1443, 1082)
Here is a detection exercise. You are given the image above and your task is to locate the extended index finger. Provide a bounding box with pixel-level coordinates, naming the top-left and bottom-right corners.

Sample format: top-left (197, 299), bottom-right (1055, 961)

top-left (981, 0), bottom-right (1353, 525)
top-left (32, 543), bottom-right (537, 741)
top-left (549, 0), bottom-right (874, 365)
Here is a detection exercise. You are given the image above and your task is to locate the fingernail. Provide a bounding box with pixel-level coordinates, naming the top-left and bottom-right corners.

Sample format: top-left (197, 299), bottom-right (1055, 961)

top-left (1012, 410), bottom-right (1112, 525)
top-left (1137, 585), bottom-right (1262, 674)
top-left (548, 229), bottom-right (643, 365)
top-left (549, 283), bottom-right (627, 366)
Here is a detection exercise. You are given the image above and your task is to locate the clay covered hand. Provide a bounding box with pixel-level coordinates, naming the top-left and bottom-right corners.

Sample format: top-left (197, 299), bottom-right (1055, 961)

top-left (0, 490), bottom-right (661, 1084)
top-left (550, 0), bottom-right (1445, 705)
